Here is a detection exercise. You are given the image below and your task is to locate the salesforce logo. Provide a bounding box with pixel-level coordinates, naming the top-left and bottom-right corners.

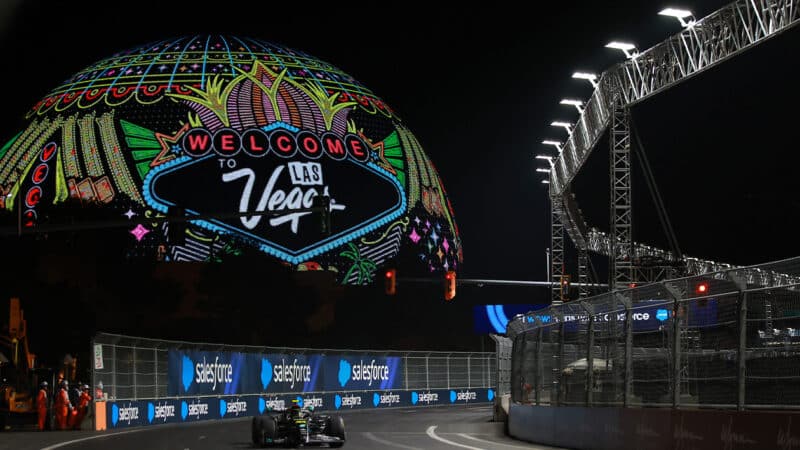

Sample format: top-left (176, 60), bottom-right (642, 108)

top-left (372, 392), bottom-right (400, 407)
top-left (334, 393), bottom-right (362, 409)
top-left (656, 309), bottom-right (669, 322)
top-left (297, 395), bottom-right (323, 409)
top-left (338, 360), bottom-right (351, 387)
top-left (181, 355), bottom-right (194, 392)
top-left (411, 391), bottom-right (439, 405)
top-left (449, 390), bottom-right (477, 403)
top-left (259, 396), bottom-right (286, 414)
top-left (181, 400), bottom-right (210, 421)
top-left (220, 399), bottom-right (247, 418)
top-left (339, 359), bottom-right (390, 387)
top-left (272, 358), bottom-right (312, 389)
top-left (261, 358), bottom-right (273, 390)
top-left (195, 356), bottom-right (233, 391)
top-left (111, 403), bottom-right (139, 427)
top-left (488, 388), bottom-right (495, 401)
top-left (147, 402), bottom-right (176, 423)
top-left (181, 354), bottom-right (234, 392)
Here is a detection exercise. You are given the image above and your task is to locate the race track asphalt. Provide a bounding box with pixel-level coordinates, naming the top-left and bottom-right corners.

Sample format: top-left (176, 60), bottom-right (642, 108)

top-left (0, 405), bottom-right (562, 450)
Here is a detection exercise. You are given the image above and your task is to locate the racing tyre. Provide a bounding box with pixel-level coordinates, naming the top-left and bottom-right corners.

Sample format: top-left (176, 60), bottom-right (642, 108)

top-left (260, 416), bottom-right (277, 444)
top-left (251, 416), bottom-right (263, 446)
top-left (327, 415), bottom-right (346, 447)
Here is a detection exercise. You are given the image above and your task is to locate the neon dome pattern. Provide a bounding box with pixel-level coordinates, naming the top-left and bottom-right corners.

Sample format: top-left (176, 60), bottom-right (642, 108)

top-left (0, 35), bottom-right (462, 283)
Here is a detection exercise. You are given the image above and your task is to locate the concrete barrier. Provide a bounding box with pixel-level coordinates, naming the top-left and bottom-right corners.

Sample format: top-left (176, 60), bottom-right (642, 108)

top-left (508, 403), bottom-right (800, 450)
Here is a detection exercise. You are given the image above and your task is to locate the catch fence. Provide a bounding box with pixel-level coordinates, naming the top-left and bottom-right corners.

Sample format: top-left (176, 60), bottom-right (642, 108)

top-left (91, 333), bottom-right (496, 401)
top-left (506, 256), bottom-right (800, 409)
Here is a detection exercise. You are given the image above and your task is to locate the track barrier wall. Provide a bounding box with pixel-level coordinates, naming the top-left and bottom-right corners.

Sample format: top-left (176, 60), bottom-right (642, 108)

top-left (91, 333), bottom-right (495, 430)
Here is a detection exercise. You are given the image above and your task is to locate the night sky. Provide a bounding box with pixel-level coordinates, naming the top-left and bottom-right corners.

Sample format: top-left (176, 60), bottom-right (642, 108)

top-left (0, 1), bottom-right (799, 364)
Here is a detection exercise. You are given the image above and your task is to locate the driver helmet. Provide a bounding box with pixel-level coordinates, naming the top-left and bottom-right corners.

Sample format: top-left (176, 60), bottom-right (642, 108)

top-left (40, 381), bottom-right (48, 388)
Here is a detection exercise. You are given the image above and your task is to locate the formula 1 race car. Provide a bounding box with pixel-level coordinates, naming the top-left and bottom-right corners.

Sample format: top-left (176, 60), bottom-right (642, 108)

top-left (251, 401), bottom-right (345, 448)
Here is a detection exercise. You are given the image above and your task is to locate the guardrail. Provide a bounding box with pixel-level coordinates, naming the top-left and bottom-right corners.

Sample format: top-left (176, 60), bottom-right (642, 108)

top-left (90, 333), bottom-right (496, 429)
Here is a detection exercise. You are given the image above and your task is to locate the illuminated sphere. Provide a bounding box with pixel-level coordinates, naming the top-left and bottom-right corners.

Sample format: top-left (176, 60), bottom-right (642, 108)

top-left (0, 35), bottom-right (462, 283)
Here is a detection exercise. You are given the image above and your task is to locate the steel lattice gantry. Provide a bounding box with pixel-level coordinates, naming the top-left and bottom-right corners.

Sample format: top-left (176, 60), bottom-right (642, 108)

top-left (546, 0), bottom-right (800, 295)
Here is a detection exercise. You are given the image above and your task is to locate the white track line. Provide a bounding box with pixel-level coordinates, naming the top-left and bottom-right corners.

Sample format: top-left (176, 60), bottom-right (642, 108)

top-left (363, 432), bottom-right (423, 449)
top-left (458, 433), bottom-right (542, 449)
top-left (40, 428), bottom-right (150, 450)
top-left (426, 426), bottom-right (484, 450)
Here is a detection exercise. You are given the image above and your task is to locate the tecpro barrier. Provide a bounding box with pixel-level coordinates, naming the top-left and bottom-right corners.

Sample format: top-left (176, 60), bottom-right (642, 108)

top-left (92, 333), bottom-right (496, 430)
top-left (103, 388), bottom-right (494, 429)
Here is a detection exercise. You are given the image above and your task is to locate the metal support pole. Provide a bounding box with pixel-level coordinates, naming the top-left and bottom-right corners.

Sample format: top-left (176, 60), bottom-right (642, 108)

top-left (556, 316), bottom-right (565, 406)
top-left (616, 294), bottom-right (633, 407)
top-left (467, 355), bottom-right (471, 389)
top-left (546, 249), bottom-right (551, 284)
top-left (446, 355), bottom-right (451, 390)
top-left (724, 271), bottom-right (749, 410)
top-left (610, 102), bottom-right (633, 291)
top-left (738, 291), bottom-right (748, 410)
top-left (90, 338), bottom-right (96, 431)
top-left (404, 355), bottom-right (409, 390)
top-left (551, 196), bottom-right (565, 305)
top-left (578, 246), bottom-right (590, 299)
top-left (132, 345), bottom-right (137, 400)
top-left (535, 327), bottom-right (543, 405)
top-left (112, 344), bottom-right (116, 401)
top-left (668, 288), bottom-right (682, 408)
top-left (581, 302), bottom-right (595, 406)
top-left (425, 355), bottom-right (430, 390)
top-left (154, 348), bottom-right (159, 399)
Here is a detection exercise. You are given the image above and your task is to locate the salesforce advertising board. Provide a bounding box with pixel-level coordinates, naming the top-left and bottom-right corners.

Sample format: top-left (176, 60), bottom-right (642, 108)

top-left (106, 389), bottom-right (497, 429)
top-left (168, 350), bottom-right (401, 395)
top-left (326, 355), bottom-right (402, 391)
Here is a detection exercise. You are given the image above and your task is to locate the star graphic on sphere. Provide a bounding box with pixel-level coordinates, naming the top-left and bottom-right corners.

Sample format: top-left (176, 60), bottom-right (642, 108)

top-left (409, 228), bottom-right (421, 244)
top-left (123, 209), bottom-right (137, 220)
top-left (151, 123), bottom-right (190, 167)
top-left (130, 224), bottom-right (150, 242)
top-left (436, 247), bottom-right (444, 261)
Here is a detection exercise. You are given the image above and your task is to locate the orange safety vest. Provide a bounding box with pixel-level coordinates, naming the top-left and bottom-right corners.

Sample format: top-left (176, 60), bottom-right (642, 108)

top-left (55, 388), bottom-right (70, 410)
top-left (37, 388), bottom-right (47, 409)
top-left (78, 391), bottom-right (91, 409)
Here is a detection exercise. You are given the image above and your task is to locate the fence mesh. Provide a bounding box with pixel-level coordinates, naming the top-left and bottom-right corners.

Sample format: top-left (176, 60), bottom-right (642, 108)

top-left (507, 256), bottom-right (800, 409)
top-left (91, 334), bottom-right (495, 401)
